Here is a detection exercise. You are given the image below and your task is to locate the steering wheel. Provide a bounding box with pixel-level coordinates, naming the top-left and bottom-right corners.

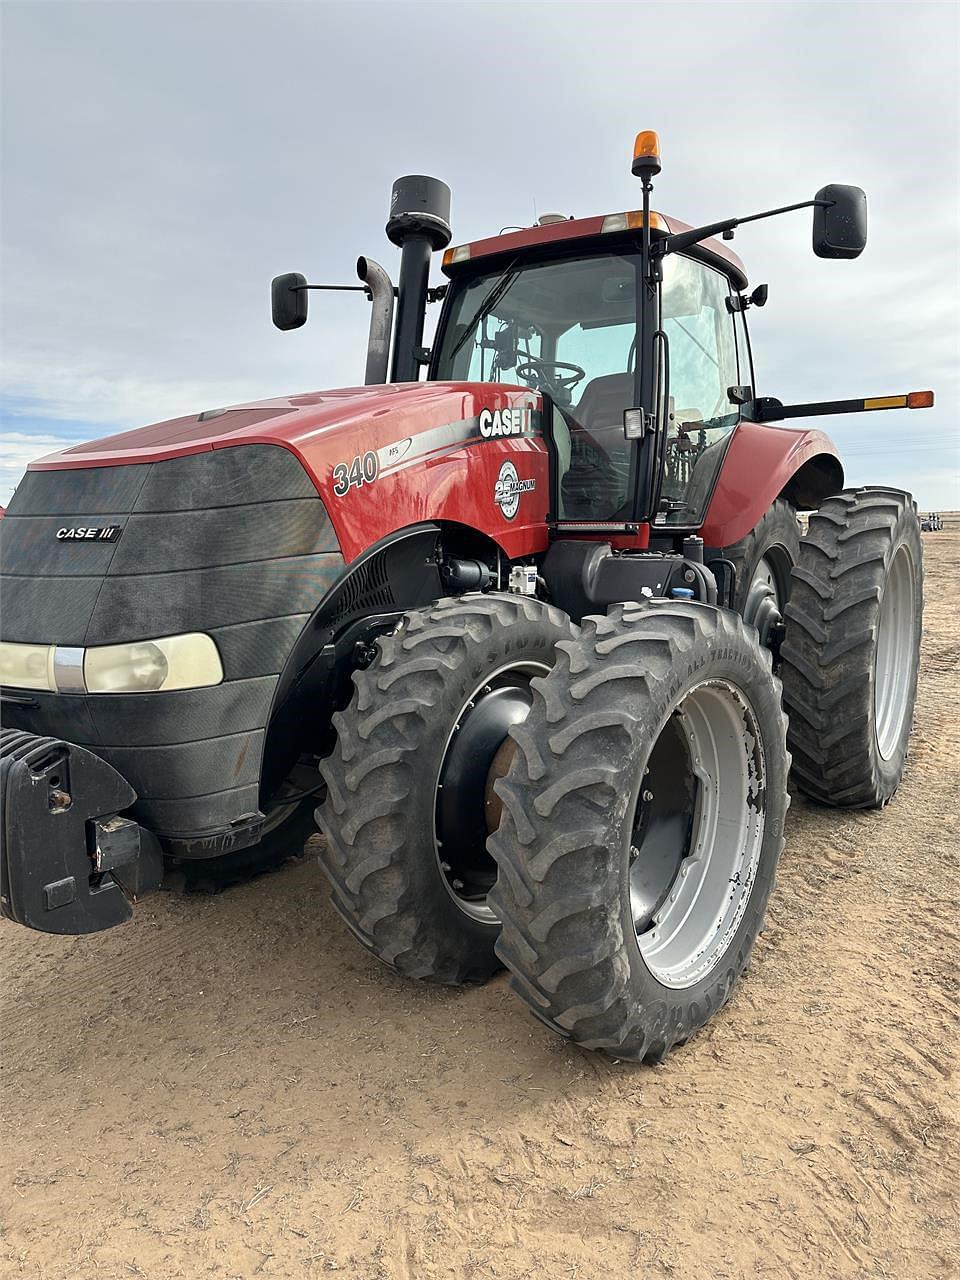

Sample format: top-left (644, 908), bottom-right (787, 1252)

top-left (516, 359), bottom-right (587, 399)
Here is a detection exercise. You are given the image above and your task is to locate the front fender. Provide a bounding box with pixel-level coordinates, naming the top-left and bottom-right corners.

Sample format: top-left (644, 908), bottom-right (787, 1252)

top-left (700, 422), bottom-right (843, 547)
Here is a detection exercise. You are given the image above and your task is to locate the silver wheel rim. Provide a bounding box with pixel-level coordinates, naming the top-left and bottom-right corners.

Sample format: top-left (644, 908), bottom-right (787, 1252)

top-left (875, 544), bottom-right (916, 761)
top-left (435, 661), bottom-right (549, 923)
top-left (633, 680), bottom-right (767, 990)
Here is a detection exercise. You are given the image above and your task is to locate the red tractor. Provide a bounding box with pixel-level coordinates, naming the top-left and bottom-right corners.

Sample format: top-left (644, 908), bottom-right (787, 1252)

top-left (0, 133), bottom-right (932, 1060)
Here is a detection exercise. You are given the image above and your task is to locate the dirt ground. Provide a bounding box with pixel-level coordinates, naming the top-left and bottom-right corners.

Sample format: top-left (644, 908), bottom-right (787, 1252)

top-left (1, 533), bottom-right (958, 1280)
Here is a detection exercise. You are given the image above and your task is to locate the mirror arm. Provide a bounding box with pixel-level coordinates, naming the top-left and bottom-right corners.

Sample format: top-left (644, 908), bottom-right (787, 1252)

top-left (657, 199), bottom-right (832, 257)
top-left (294, 283), bottom-right (381, 299)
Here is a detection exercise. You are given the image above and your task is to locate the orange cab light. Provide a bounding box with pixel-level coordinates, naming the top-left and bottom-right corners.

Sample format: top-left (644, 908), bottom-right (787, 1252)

top-left (632, 130), bottom-right (661, 177)
top-left (442, 244), bottom-right (471, 268)
top-left (907, 390), bottom-right (934, 409)
top-left (601, 210), bottom-right (668, 233)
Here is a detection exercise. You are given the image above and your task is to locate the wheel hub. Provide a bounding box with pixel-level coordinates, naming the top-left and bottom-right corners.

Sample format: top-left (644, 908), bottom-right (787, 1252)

top-left (629, 715), bottom-right (696, 931)
top-left (435, 663), bottom-right (546, 922)
top-left (743, 555), bottom-right (785, 648)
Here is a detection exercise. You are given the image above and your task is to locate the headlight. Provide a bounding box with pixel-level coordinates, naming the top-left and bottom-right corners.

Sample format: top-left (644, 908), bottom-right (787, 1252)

top-left (0, 641), bottom-right (57, 692)
top-left (0, 634), bottom-right (223, 695)
top-left (85, 634), bottom-right (222, 693)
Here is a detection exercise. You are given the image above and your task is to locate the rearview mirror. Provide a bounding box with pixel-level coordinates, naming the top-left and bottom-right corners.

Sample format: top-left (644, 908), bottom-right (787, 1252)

top-left (813, 185), bottom-right (867, 259)
top-left (272, 272), bottom-right (308, 330)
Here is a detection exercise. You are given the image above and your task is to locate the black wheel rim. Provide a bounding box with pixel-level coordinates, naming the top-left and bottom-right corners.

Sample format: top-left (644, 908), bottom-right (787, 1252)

top-left (743, 548), bottom-right (792, 647)
top-left (434, 662), bottom-right (548, 922)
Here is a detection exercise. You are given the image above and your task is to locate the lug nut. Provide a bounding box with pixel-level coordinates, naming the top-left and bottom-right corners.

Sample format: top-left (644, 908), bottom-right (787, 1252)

top-left (642, 789), bottom-right (654, 802)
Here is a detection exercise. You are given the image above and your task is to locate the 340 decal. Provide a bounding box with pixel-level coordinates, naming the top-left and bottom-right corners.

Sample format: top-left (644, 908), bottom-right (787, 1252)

top-left (332, 451), bottom-right (379, 496)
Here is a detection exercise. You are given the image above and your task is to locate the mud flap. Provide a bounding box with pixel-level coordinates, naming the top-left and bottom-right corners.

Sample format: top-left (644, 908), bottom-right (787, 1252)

top-left (0, 730), bottom-right (162, 934)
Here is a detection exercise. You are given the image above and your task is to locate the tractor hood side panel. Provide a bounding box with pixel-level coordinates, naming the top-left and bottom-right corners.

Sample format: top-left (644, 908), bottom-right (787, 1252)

top-left (254, 383), bottom-right (550, 563)
top-left (4, 382), bottom-right (549, 852)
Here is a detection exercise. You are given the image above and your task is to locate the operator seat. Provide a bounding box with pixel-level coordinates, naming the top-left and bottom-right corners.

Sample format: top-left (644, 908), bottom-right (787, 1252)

top-left (573, 372), bottom-right (635, 434)
top-left (560, 372), bottom-right (634, 518)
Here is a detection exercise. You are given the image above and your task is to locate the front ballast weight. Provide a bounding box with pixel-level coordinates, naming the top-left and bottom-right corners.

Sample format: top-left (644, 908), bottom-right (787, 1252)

top-left (0, 730), bottom-right (163, 934)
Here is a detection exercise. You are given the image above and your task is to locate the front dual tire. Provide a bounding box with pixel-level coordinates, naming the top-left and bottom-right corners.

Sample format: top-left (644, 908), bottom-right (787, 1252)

top-left (315, 492), bottom-right (920, 1060)
top-left (316, 595), bottom-right (790, 1060)
top-left (316, 595), bottom-right (577, 984)
top-left (488, 603), bottom-right (790, 1062)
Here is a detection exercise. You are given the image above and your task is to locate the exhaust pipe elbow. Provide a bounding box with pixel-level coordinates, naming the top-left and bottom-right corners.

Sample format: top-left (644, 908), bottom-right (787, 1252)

top-left (357, 256), bottom-right (395, 385)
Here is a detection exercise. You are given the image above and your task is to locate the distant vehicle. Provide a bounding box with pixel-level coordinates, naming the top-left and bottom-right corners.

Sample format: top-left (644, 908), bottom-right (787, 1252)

top-left (921, 513), bottom-right (943, 532)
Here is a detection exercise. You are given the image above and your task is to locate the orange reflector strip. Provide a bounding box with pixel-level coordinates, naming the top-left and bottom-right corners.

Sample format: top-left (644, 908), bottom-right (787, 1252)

top-left (864, 395), bottom-right (908, 410)
top-left (907, 390), bottom-right (935, 408)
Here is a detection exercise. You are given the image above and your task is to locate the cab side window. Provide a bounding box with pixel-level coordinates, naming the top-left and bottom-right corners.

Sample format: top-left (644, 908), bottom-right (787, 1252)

top-left (659, 255), bottom-right (741, 524)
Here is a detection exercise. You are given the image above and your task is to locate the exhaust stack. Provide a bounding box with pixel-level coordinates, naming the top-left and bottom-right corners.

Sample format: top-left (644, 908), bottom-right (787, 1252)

top-left (386, 175), bottom-right (452, 383)
top-left (356, 257), bottom-right (395, 385)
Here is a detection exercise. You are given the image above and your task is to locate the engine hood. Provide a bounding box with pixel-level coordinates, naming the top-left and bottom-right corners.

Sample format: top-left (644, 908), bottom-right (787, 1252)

top-left (28, 382), bottom-right (519, 471)
top-left (27, 380), bottom-right (549, 564)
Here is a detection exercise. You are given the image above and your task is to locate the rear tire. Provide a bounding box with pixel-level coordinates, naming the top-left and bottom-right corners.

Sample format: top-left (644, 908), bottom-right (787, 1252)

top-left (316, 595), bottom-right (577, 984)
top-left (781, 487), bottom-right (923, 808)
top-left (488, 602), bottom-right (790, 1062)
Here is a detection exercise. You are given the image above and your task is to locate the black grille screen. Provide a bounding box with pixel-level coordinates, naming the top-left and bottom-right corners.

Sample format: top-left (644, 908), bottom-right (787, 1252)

top-left (0, 444), bottom-right (343, 842)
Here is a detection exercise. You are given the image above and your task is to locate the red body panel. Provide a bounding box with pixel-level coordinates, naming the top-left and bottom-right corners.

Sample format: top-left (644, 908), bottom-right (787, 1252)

top-left (701, 422), bottom-right (841, 547)
top-left (29, 383), bottom-right (551, 564)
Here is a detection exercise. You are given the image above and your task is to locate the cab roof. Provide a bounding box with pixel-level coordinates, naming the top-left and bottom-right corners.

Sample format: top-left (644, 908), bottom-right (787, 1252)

top-left (441, 211), bottom-right (748, 291)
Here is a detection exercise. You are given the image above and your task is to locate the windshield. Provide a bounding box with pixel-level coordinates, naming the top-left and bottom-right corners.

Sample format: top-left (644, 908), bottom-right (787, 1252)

top-left (434, 251), bottom-right (642, 518)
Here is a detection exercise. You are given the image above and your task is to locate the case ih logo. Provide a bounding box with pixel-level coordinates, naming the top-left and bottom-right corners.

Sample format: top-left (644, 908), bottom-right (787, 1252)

top-left (56, 527), bottom-right (121, 542)
top-left (479, 407), bottom-right (534, 439)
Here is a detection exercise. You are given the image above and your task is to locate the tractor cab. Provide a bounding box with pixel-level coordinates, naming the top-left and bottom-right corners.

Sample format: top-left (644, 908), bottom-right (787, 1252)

top-left (273, 131), bottom-right (879, 550)
top-left (431, 233), bottom-right (746, 530)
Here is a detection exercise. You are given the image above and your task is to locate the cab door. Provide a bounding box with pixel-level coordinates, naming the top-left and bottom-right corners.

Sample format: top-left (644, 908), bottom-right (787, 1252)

top-left (656, 254), bottom-right (742, 527)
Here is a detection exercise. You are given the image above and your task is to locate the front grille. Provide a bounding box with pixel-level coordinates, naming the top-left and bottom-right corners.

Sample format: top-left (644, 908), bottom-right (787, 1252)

top-left (0, 444), bottom-right (343, 841)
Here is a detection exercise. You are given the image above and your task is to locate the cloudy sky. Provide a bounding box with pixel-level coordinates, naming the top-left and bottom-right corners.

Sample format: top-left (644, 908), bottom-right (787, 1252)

top-left (2, 0), bottom-right (958, 507)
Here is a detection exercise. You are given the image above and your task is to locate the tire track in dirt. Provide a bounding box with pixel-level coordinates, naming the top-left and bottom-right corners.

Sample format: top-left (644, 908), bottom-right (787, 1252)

top-left (1, 532), bottom-right (958, 1280)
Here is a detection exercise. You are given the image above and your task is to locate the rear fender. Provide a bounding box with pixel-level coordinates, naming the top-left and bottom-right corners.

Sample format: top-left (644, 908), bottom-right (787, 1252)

top-left (700, 422), bottom-right (843, 548)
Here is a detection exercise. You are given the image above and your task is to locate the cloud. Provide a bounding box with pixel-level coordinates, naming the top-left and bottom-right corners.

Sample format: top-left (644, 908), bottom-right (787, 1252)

top-left (1, 0), bottom-right (958, 507)
top-left (0, 431), bottom-right (79, 505)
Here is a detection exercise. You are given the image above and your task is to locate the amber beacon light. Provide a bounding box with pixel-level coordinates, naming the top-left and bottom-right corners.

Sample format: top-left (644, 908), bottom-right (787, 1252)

top-left (632, 131), bottom-right (661, 178)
